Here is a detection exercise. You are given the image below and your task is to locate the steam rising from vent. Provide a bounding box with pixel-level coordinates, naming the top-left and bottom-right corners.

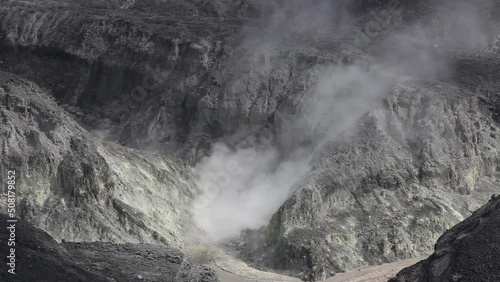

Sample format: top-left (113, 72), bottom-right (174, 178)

top-left (191, 144), bottom-right (312, 241)
top-left (191, 0), bottom-right (495, 242)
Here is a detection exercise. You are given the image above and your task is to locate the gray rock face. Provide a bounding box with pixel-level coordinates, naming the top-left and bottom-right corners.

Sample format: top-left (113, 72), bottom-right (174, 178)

top-left (0, 213), bottom-right (219, 282)
top-left (391, 194), bottom-right (500, 282)
top-left (0, 71), bottom-right (199, 247)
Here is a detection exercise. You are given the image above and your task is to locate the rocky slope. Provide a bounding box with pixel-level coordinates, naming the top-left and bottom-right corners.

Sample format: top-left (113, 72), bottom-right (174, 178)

top-left (1, 0), bottom-right (500, 281)
top-left (391, 194), bottom-right (500, 282)
top-left (0, 71), bottom-right (199, 247)
top-left (238, 74), bottom-right (500, 281)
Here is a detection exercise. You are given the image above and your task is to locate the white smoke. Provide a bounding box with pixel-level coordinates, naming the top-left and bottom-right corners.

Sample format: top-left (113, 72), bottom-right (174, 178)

top-left (191, 143), bottom-right (311, 241)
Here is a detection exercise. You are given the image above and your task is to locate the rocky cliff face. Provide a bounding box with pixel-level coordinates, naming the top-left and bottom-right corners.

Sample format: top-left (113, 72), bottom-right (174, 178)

top-left (0, 0), bottom-right (280, 162)
top-left (391, 194), bottom-right (500, 282)
top-left (1, 0), bottom-right (500, 281)
top-left (0, 0), bottom-right (222, 159)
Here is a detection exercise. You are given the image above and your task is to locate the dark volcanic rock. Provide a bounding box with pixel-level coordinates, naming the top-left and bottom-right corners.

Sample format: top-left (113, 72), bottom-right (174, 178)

top-left (64, 242), bottom-right (219, 282)
top-left (0, 213), bottom-right (219, 282)
top-left (0, 213), bottom-right (110, 282)
top-left (391, 194), bottom-right (500, 282)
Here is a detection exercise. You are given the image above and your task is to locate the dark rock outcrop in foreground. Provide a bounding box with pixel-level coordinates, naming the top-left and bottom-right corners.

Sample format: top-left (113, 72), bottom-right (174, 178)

top-left (0, 213), bottom-right (219, 282)
top-left (0, 213), bottom-right (109, 282)
top-left (391, 194), bottom-right (500, 282)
